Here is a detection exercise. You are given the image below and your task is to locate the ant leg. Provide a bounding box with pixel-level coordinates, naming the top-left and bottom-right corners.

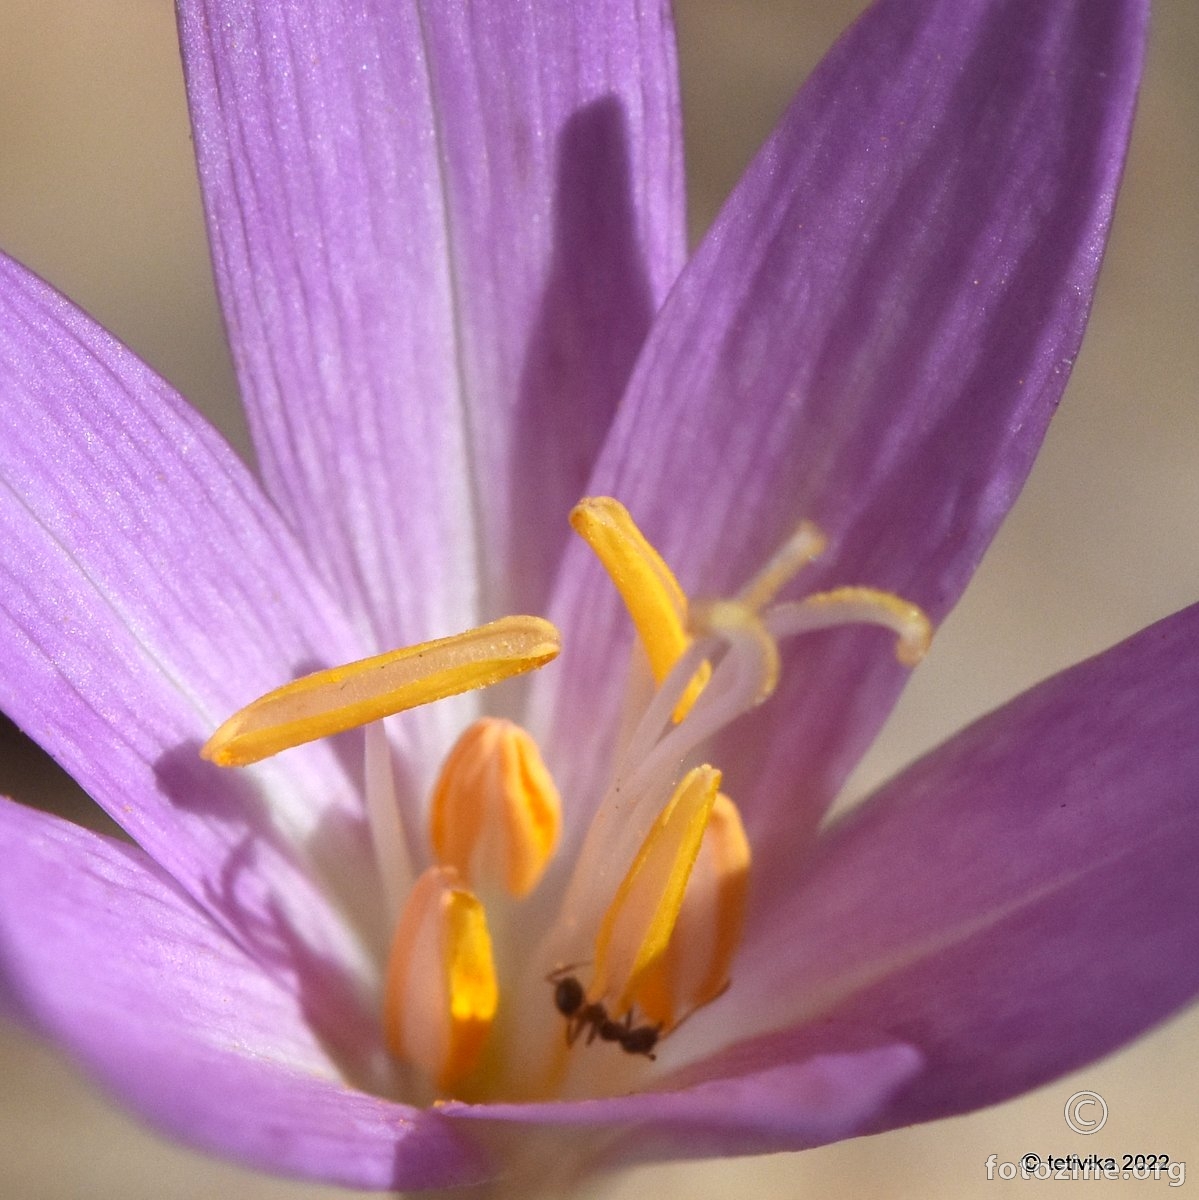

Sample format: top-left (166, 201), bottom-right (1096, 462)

top-left (581, 1003), bottom-right (607, 1045)
top-left (565, 1010), bottom-right (590, 1047)
top-left (545, 960), bottom-right (590, 983)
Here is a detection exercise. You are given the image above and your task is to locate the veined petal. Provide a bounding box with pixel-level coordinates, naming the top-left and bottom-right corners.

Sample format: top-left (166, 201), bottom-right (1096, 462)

top-left (0, 800), bottom-right (490, 1190)
top-left (536, 0), bottom-right (1148, 867)
top-left (731, 604), bottom-right (1199, 1127)
top-left (178, 0), bottom-right (685, 649)
top-left (443, 1041), bottom-right (921, 1170)
top-left (414, 3), bottom-right (686, 617)
top-left (0, 255), bottom-right (374, 974)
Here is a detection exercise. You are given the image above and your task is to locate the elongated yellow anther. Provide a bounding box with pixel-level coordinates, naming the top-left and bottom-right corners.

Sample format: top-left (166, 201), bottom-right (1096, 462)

top-left (570, 497), bottom-right (709, 721)
top-left (633, 792), bottom-right (750, 1029)
top-left (768, 586), bottom-right (932, 666)
top-left (430, 718), bottom-right (561, 898)
top-left (590, 764), bottom-right (721, 1014)
top-left (383, 866), bottom-right (498, 1092)
top-left (201, 616), bottom-right (560, 767)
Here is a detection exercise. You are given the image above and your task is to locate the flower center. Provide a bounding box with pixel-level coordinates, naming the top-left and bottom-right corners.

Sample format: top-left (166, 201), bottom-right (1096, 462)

top-left (201, 497), bottom-right (931, 1102)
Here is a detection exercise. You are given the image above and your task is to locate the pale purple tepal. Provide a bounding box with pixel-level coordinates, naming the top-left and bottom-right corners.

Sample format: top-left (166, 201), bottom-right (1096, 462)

top-left (0, 0), bottom-right (1195, 1194)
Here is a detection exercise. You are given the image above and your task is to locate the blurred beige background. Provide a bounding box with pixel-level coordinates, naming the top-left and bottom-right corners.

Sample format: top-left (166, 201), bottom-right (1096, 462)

top-left (1, 1), bottom-right (1196, 1197)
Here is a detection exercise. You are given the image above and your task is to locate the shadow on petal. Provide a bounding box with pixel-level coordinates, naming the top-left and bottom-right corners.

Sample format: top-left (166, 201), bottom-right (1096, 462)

top-left (512, 97), bottom-right (658, 615)
top-left (153, 740), bottom-right (393, 1094)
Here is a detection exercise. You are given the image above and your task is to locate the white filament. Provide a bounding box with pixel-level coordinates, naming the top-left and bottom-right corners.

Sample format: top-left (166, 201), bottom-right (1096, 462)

top-left (364, 720), bottom-right (415, 921)
top-left (550, 619), bottom-right (774, 962)
top-left (766, 596), bottom-right (929, 665)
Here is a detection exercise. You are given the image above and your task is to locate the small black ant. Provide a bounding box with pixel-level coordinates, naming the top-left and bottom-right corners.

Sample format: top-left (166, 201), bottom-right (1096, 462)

top-left (547, 966), bottom-right (663, 1060)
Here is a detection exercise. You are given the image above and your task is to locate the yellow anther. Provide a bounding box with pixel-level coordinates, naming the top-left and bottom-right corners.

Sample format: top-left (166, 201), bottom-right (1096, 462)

top-left (590, 764), bottom-right (721, 1015)
top-left (633, 792), bottom-right (750, 1029)
top-left (201, 616), bottom-right (560, 767)
top-left (383, 866), bottom-right (498, 1092)
top-left (769, 586), bottom-right (933, 666)
top-left (570, 497), bottom-right (709, 722)
top-left (429, 718), bottom-right (561, 898)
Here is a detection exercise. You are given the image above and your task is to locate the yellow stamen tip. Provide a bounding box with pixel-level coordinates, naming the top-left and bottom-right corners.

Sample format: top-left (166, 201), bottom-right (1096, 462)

top-left (591, 764), bottom-right (722, 1014)
top-left (569, 497), bottom-right (689, 618)
top-left (634, 791), bottom-right (750, 1029)
top-left (384, 866), bottom-right (498, 1092)
top-left (429, 718), bottom-right (562, 898)
top-left (570, 496), bottom-right (707, 722)
top-left (201, 615), bottom-right (560, 768)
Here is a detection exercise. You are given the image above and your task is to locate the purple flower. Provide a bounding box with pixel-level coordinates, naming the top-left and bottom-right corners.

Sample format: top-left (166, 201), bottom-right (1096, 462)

top-left (0, 0), bottom-right (1192, 1193)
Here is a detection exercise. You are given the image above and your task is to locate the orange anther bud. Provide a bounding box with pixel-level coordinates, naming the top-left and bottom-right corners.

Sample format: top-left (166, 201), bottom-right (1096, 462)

top-left (429, 719), bottom-right (561, 898)
top-left (383, 866), bottom-right (497, 1092)
top-left (634, 791), bottom-right (750, 1029)
top-left (590, 764), bottom-right (722, 1014)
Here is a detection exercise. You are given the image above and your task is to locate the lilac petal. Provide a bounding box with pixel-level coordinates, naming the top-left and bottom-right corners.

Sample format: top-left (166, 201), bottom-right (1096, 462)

top-left (0, 800), bottom-right (490, 1190)
top-left (732, 604), bottom-right (1199, 1129)
top-left (179, 0), bottom-right (685, 644)
top-left (537, 0), bottom-right (1147, 863)
top-left (445, 1040), bottom-right (920, 1170)
top-left (0, 254), bottom-right (375, 977)
top-left (415, 4), bottom-right (686, 617)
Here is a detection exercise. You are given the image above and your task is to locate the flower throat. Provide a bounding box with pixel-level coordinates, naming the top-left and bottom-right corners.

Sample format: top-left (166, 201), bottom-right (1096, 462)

top-left (202, 497), bottom-right (930, 1101)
